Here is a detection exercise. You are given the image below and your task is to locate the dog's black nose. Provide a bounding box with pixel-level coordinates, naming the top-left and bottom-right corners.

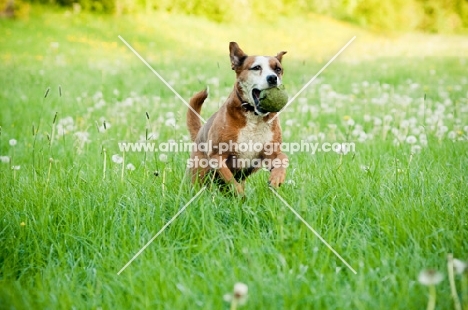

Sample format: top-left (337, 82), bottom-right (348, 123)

top-left (267, 75), bottom-right (278, 86)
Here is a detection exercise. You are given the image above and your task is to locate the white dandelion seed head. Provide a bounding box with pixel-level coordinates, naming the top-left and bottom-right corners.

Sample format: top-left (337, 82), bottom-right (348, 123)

top-left (9, 139), bottom-right (17, 146)
top-left (0, 155), bottom-right (10, 163)
top-left (411, 127), bottom-right (422, 136)
top-left (11, 165), bottom-right (21, 170)
top-left (159, 153), bottom-right (168, 162)
top-left (383, 115), bottom-right (393, 123)
top-left (346, 118), bottom-right (355, 127)
top-left (233, 282), bottom-right (248, 299)
top-left (411, 145), bottom-right (422, 154)
top-left (112, 154), bottom-right (123, 164)
top-left (439, 125), bottom-right (448, 133)
top-left (74, 131), bottom-right (90, 143)
top-left (453, 258), bottom-right (467, 275)
top-left (126, 163), bottom-right (136, 171)
top-left (448, 131), bottom-right (457, 140)
top-left (374, 117), bottom-right (382, 126)
top-left (363, 114), bottom-right (372, 122)
top-left (165, 118), bottom-right (176, 127)
top-left (358, 132), bottom-right (368, 142)
top-left (147, 132), bottom-right (160, 140)
top-left (406, 135), bottom-right (417, 144)
top-left (334, 144), bottom-right (350, 155)
top-left (400, 120), bottom-right (410, 128)
top-left (360, 165), bottom-right (370, 171)
top-left (418, 269), bottom-right (443, 286)
top-left (307, 135), bottom-right (318, 142)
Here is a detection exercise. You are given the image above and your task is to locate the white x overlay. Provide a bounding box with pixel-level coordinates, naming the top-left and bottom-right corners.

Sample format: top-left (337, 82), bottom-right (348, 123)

top-left (118, 35), bottom-right (206, 124)
top-left (269, 36), bottom-right (356, 123)
top-left (117, 187), bottom-right (206, 275)
top-left (270, 188), bottom-right (357, 274)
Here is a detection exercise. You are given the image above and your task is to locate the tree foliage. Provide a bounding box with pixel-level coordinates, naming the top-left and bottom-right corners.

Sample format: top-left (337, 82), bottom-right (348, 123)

top-left (12, 0), bottom-right (468, 32)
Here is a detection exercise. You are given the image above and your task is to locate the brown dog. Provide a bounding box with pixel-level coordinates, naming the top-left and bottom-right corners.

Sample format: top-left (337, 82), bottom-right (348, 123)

top-left (186, 42), bottom-right (288, 194)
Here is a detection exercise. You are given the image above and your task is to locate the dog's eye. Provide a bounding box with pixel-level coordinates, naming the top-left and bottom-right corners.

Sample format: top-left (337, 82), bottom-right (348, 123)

top-left (275, 67), bottom-right (282, 73)
top-left (250, 65), bottom-right (261, 71)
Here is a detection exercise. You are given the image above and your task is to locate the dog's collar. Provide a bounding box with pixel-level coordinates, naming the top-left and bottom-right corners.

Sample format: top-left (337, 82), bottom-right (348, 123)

top-left (236, 90), bottom-right (260, 115)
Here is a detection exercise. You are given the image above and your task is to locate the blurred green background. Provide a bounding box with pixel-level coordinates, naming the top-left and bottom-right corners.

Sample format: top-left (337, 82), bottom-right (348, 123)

top-left (3, 0), bottom-right (468, 33)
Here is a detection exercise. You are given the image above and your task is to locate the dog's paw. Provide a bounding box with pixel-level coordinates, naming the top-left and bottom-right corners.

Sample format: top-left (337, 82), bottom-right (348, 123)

top-left (268, 169), bottom-right (286, 188)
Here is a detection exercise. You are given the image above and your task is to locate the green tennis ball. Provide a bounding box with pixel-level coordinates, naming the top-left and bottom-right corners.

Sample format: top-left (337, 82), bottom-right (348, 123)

top-left (259, 85), bottom-right (288, 112)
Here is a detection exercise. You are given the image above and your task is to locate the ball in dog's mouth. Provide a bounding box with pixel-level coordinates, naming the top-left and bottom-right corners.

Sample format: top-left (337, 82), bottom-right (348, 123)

top-left (257, 85), bottom-right (288, 112)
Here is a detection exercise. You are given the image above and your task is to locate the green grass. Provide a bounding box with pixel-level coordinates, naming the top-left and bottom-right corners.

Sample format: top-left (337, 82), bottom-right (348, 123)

top-left (1, 7), bottom-right (468, 310)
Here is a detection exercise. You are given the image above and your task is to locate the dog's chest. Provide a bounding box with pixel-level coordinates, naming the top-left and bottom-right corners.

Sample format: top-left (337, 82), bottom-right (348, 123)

top-left (236, 113), bottom-right (273, 160)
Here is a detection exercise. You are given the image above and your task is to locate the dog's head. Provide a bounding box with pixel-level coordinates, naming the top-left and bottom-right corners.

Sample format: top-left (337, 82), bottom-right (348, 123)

top-left (229, 42), bottom-right (287, 115)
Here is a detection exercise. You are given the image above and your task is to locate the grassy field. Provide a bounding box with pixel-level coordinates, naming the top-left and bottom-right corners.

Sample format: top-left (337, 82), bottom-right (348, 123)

top-left (1, 7), bottom-right (468, 310)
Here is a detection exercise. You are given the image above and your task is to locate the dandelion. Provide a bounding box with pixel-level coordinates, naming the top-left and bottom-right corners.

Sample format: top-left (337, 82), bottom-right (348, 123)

top-left (406, 135), bottom-right (417, 144)
top-left (9, 139), bottom-right (17, 146)
top-left (11, 165), bottom-right (21, 170)
top-left (400, 120), bottom-right (410, 128)
top-left (360, 165), bottom-right (370, 172)
top-left (224, 282), bottom-right (248, 310)
top-left (159, 153), bottom-right (168, 162)
top-left (147, 132), bottom-right (160, 140)
top-left (418, 269), bottom-right (443, 310)
top-left (0, 156), bottom-right (10, 163)
top-left (448, 131), bottom-right (457, 140)
top-left (112, 154), bottom-right (123, 164)
top-left (126, 163), bottom-right (136, 171)
top-left (346, 118), bottom-right (355, 127)
top-left (383, 115), bottom-right (393, 123)
top-left (333, 144), bottom-right (350, 155)
top-left (165, 118), bottom-right (176, 127)
top-left (453, 258), bottom-right (467, 275)
top-left (357, 132), bottom-right (368, 142)
top-left (411, 145), bottom-right (422, 154)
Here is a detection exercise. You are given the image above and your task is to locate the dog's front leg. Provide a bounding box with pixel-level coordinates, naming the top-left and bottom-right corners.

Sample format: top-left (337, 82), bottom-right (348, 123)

top-left (210, 154), bottom-right (244, 195)
top-left (267, 152), bottom-right (288, 188)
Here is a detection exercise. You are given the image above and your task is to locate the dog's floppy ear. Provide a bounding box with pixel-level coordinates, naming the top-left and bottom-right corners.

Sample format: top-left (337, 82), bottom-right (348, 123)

top-left (229, 42), bottom-right (248, 70)
top-left (276, 51), bottom-right (287, 63)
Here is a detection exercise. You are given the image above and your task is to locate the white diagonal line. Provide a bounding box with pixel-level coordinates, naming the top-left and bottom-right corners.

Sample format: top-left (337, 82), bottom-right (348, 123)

top-left (269, 36), bottom-right (356, 123)
top-left (118, 35), bottom-right (206, 124)
top-left (117, 187), bottom-right (206, 275)
top-left (269, 187), bottom-right (357, 274)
